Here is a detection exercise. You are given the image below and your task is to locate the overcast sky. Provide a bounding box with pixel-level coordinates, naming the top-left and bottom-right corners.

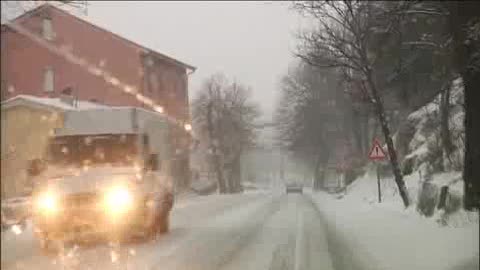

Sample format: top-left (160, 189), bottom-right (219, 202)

top-left (78, 1), bottom-right (309, 121)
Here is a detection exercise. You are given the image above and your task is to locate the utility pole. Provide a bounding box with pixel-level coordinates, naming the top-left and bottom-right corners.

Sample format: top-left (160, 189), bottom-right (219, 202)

top-left (377, 165), bottom-right (382, 203)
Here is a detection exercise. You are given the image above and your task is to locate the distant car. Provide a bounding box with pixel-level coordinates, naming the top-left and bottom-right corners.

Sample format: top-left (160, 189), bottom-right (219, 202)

top-left (286, 183), bottom-right (303, 194)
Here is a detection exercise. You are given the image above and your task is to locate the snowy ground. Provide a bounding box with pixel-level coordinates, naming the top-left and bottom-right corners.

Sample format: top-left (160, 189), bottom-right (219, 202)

top-left (1, 190), bottom-right (333, 270)
top-left (307, 168), bottom-right (479, 270)
top-left (308, 191), bottom-right (479, 270)
top-left (2, 187), bottom-right (477, 270)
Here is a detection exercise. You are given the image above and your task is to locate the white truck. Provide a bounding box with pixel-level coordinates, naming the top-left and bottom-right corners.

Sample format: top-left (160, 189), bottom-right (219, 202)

top-left (29, 107), bottom-right (182, 252)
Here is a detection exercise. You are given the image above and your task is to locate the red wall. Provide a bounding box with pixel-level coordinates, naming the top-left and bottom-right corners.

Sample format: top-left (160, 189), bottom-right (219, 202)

top-left (1, 5), bottom-right (189, 121)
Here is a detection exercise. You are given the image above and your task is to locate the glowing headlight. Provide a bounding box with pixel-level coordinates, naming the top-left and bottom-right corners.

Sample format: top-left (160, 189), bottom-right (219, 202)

top-left (104, 186), bottom-right (133, 214)
top-left (36, 192), bottom-right (59, 215)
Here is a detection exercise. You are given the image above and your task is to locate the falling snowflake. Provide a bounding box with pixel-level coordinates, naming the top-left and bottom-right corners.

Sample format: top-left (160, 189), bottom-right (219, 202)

top-left (87, 65), bottom-right (102, 76)
top-left (154, 106), bottom-right (164, 113)
top-left (61, 146), bottom-right (69, 154)
top-left (84, 136), bottom-right (93, 145)
top-left (60, 43), bottom-right (73, 53)
top-left (110, 250), bottom-right (119, 263)
top-left (75, 57), bottom-right (88, 67)
top-left (66, 245), bottom-right (79, 258)
top-left (107, 76), bottom-right (120, 86)
top-left (123, 85), bottom-right (135, 94)
top-left (129, 249), bottom-right (136, 256)
top-left (11, 224), bottom-right (23, 235)
top-left (7, 85), bottom-right (15, 93)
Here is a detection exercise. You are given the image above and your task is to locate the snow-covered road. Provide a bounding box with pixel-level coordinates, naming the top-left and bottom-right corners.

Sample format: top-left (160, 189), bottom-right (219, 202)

top-left (1, 191), bottom-right (334, 270)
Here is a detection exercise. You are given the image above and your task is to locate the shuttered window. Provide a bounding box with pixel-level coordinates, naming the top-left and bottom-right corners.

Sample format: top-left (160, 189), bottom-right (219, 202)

top-left (42, 18), bottom-right (53, 40)
top-left (44, 67), bottom-right (54, 92)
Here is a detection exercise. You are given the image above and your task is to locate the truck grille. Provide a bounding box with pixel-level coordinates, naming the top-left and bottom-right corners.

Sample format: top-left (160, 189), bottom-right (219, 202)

top-left (64, 193), bottom-right (100, 209)
top-left (62, 193), bottom-right (104, 226)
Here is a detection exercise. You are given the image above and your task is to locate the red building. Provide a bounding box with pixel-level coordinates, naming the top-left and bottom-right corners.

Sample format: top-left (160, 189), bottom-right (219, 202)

top-left (1, 3), bottom-right (196, 123)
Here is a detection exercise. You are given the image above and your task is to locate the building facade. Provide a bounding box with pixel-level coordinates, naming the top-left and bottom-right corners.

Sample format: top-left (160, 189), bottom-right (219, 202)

top-left (1, 4), bottom-right (196, 196)
top-left (1, 95), bottom-right (108, 198)
top-left (1, 3), bottom-right (195, 123)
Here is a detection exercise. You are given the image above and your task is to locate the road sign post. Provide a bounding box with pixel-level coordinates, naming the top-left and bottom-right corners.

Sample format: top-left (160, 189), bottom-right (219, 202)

top-left (377, 165), bottom-right (382, 203)
top-left (368, 138), bottom-right (387, 203)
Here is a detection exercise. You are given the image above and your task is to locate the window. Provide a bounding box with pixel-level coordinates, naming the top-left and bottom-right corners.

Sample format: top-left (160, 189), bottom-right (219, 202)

top-left (42, 18), bottom-right (53, 40)
top-left (142, 133), bottom-right (150, 152)
top-left (149, 73), bottom-right (159, 92)
top-left (44, 67), bottom-right (54, 92)
top-left (144, 55), bottom-right (154, 67)
top-left (148, 153), bottom-right (160, 171)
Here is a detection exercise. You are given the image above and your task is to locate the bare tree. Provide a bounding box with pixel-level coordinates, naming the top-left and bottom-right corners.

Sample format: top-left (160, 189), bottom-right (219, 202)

top-left (275, 62), bottom-right (363, 190)
top-left (192, 74), bottom-right (260, 194)
top-left (294, 1), bottom-right (412, 207)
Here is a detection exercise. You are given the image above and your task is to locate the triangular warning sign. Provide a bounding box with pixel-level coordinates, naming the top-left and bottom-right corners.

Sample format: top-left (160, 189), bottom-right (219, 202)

top-left (368, 139), bottom-right (386, 160)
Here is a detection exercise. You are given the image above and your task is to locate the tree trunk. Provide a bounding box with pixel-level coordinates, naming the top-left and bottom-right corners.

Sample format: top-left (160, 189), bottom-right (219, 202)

top-left (448, 1), bottom-right (480, 210)
top-left (366, 69), bottom-right (410, 208)
top-left (313, 152), bottom-right (323, 191)
top-left (363, 110), bottom-right (372, 156)
top-left (223, 149), bottom-right (241, 194)
top-left (230, 152), bottom-right (242, 193)
top-left (313, 136), bottom-right (331, 190)
top-left (207, 102), bottom-right (226, 193)
top-left (440, 82), bottom-right (454, 161)
top-left (463, 71), bottom-right (480, 210)
top-left (361, 110), bottom-right (370, 156)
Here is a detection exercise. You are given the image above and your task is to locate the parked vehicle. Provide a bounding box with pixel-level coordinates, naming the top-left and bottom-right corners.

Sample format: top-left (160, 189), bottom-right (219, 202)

top-left (1, 197), bottom-right (30, 232)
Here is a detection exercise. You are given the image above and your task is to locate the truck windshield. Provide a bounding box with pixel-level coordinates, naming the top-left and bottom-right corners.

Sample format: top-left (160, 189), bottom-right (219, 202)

top-left (48, 134), bottom-right (139, 167)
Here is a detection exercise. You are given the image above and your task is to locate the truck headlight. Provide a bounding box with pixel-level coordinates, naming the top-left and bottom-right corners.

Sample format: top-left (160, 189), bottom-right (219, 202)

top-left (104, 186), bottom-right (133, 215)
top-left (35, 192), bottom-right (59, 215)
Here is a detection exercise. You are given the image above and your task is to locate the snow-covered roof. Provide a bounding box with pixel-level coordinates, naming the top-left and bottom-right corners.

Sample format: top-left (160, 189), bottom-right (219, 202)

top-left (55, 108), bottom-right (136, 136)
top-left (1, 95), bottom-right (109, 112)
top-left (1, 95), bottom-right (167, 136)
top-left (54, 107), bottom-right (166, 136)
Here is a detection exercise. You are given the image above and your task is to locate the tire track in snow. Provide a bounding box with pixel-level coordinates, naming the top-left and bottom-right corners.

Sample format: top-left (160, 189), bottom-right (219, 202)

top-left (84, 192), bottom-right (277, 270)
top-left (1, 193), bottom-right (274, 270)
top-left (221, 194), bottom-right (333, 270)
top-left (221, 194), bottom-right (314, 270)
top-left (294, 206), bottom-right (305, 270)
top-left (297, 195), bottom-right (334, 270)
top-left (150, 194), bottom-right (282, 270)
